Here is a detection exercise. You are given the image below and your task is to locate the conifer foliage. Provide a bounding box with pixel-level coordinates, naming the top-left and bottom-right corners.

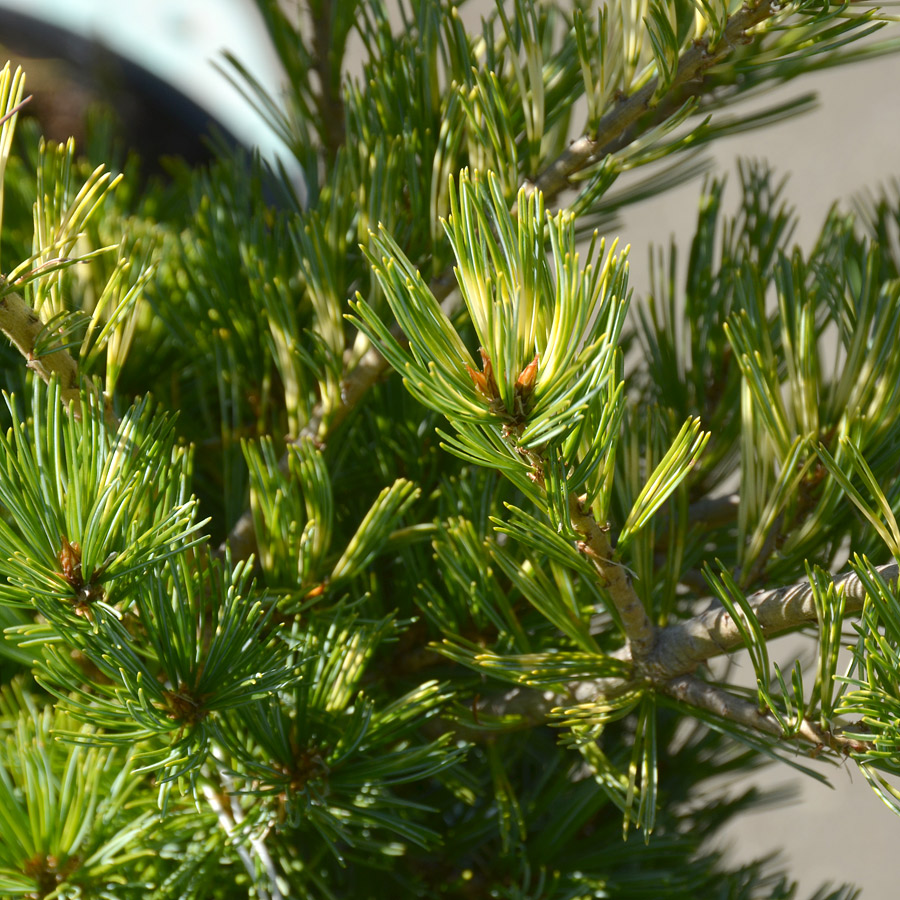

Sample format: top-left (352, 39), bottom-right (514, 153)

top-left (0, 1), bottom-right (898, 897)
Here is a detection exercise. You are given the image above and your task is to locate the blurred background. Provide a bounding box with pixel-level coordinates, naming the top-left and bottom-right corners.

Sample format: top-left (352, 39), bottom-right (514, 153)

top-left (0, 0), bottom-right (281, 169)
top-left (0, 0), bottom-right (898, 895)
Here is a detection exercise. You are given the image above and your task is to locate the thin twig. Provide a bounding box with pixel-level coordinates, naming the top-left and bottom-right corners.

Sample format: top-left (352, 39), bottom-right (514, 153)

top-left (205, 745), bottom-right (286, 900)
top-left (527, 1), bottom-right (775, 200)
top-left (0, 278), bottom-right (123, 430)
top-left (201, 781), bottom-right (275, 900)
top-left (568, 494), bottom-right (656, 657)
top-left (0, 279), bottom-right (80, 404)
top-left (0, 93), bottom-right (32, 128)
top-left (664, 673), bottom-right (871, 754)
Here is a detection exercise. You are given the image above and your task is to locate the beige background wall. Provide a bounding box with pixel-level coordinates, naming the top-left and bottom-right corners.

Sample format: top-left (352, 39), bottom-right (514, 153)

top-left (618, 50), bottom-right (900, 899)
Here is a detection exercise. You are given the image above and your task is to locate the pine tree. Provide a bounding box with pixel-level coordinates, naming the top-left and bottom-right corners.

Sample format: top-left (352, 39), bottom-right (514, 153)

top-left (0, 1), bottom-right (898, 897)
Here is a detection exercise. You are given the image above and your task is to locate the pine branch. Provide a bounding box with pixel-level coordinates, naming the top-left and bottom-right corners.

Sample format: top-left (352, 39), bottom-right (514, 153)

top-left (527, 1), bottom-right (776, 199)
top-left (220, 267), bottom-right (459, 561)
top-left (481, 561), bottom-right (899, 729)
top-left (0, 278), bottom-right (124, 430)
top-left (0, 278), bottom-right (80, 404)
top-left (210, 743), bottom-right (285, 900)
top-left (663, 673), bottom-right (871, 754)
top-left (221, 0), bottom-right (784, 562)
top-left (645, 560), bottom-right (899, 678)
top-left (569, 493), bottom-right (656, 657)
top-left (6, 2), bottom-right (900, 893)
top-left (201, 779), bottom-right (281, 900)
